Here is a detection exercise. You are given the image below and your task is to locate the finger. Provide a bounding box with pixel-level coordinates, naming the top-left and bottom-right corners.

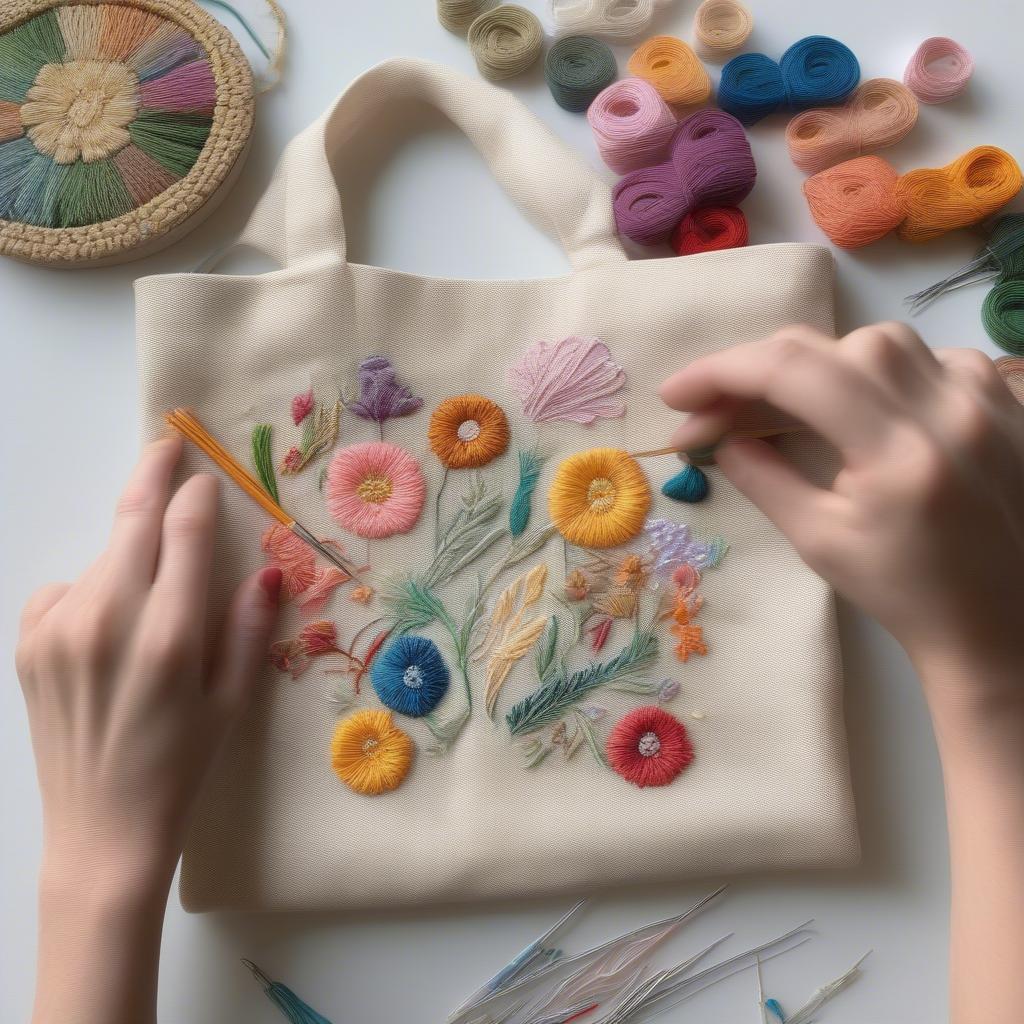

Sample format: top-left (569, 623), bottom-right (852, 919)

top-left (660, 328), bottom-right (896, 461)
top-left (150, 473), bottom-right (220, 650)
top-left (206, 567), bottom-right (282, 718)
top-left (18, 582), bottom-right (71, 640)
top-left (839, 322), bottom-right (942, 403)
top-left (936, 347), bottom-right (1019, 409)
top-left (714, 437), bottom-right (838, 540)
top-left (107, 435), bottom-right (183, 588)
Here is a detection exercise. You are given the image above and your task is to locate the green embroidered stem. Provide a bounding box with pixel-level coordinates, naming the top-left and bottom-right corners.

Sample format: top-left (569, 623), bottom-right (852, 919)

top-left (534, 615), bottom-right (559, 682)
top-left (506, 628), bottom-right (658, 736)
top-left (572, 708), bottom-right (608, 767)
top-left (509, 450), bottom-right (542, 536)
top-left (251, 424), bottom-right (279, 503)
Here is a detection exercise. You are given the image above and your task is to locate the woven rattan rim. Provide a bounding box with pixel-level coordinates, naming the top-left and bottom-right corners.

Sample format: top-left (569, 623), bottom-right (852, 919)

top-left (0, 0), bottom-right (255, 266)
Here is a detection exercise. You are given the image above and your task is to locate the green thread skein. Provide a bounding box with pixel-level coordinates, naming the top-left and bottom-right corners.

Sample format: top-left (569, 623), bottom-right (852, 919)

top-left (983, 278), bottom-right (1024, 356)
top-left (545, 36), bottom-right (617, 112)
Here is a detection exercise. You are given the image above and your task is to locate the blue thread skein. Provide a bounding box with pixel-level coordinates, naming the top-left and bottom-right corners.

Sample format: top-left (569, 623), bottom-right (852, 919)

top-left (719, 36), bottom-right (860, 125)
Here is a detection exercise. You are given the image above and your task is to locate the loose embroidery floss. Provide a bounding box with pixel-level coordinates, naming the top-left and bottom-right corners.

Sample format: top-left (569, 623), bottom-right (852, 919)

top-left (330, 708), bottom-right (414, 795)
top-left (692, 0), bottom-right (752, 62)
top-left (804, 148), bottom-right (1023, 248)
top-left (670, 205), bottom-right (748, 255)
top-left (0, 0), bottom-right (253, 267)
top-left (242, 960), bottom-right (334, 1024)
top-left (467, 5), bottom-right (543, 81)
top-left (545, 36), bottom-right (617, 112)
top-left (718, 36), bottom-right (860, 126)
top-left (606, 705), bottom-right (694, 787)
top-left (785, 78), bottom-right (919, 175)
top-left (587, 77), bottom-right (676, 174)
top-left (904, 37), bottom-right (973, 104)
top-left (613, 108), bottom-right (756, 246)
top-left (627, 36), bottom-right (711, 112)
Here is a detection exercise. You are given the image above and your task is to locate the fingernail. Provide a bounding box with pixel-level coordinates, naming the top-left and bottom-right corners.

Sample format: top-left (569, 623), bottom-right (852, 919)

top-left (258, 566), bottom-right (282, 604)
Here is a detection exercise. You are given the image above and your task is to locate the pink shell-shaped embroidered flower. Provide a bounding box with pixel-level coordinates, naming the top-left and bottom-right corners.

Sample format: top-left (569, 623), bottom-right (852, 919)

top-left (509, 336), bottom-right (627, 424)
top-left (326, 442), bottom-right (426, 540)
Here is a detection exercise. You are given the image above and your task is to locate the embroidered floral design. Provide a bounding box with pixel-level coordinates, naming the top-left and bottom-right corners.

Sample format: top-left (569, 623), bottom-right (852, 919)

top-left (330, 709), bottom-right (414, 795)
top-left (371, 635), bottom-right (450, 717)
top-left (349, 356), bottom-right (423, 423)
top-left (269, 620), bottom-right (341, 678)
top-left (349, 584), bottom-right (375, 605)
top-left (669, 590), bottom-right (707, 662)
top-left (564, 568), bottom-right (590, 601)
top-left (261, 524), bottom-right (349, 611)
top-left (291, 389), bottom-right (315, 425)
top-left (645, 518), bottom-right (728, 575)
top-left (510, 449), bottom-right (543, 536)
top-left (549, 448), bottom-right (651, 549)
top-left (658, 679), bottom-right (681, 702)
top-left (428, 394), bottom-right (510, 469)
top-left (280, 399), bottom-right (341, 475)
top-left (509, 337), bottom-right (627, 424)
top-left (606, 706), bottom-right (694, 787)
top-left (326, 441), bottom-right (427, 539)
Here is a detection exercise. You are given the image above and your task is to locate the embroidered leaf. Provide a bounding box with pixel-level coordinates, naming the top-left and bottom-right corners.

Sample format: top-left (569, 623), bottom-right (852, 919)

top-left (572, 708), bottom-right (608, 767)
top-left (506, 629), bottom-right (658, 736)
top-left (606, 678), bottom-right (661, 696)
top-left (482, 523), bottom-right (558, 592)
top-left (281, 399), bottom-right (341, 475)
top-left (485, 614), bottom-right (548, 717)
top-left (425, 477), bottom-right (505, 589)
top-left (522, 736), bottom-right (552, 769)
top-left (510, 449), bottom-right (543, 536)
top-left (251, 424), bottom-right (279, 503)
top-left (425, 707), bottom-right (471, 755)
top-left (534, 615), bottom-right (559, 681)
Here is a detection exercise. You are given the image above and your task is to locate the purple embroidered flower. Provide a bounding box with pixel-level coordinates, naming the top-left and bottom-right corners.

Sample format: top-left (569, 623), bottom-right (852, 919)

top-left (646, 518), bottom-right (728, 575)
top-left (658, 679), bottom-right (680, 702)
top-left (349, 356), bottom-right (423, 423)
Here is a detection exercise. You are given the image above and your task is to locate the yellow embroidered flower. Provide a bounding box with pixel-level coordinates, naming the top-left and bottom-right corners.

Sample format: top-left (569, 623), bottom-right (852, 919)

top-left (428, 394), bottom-right (510, 469)
top-left (548, 448), bottom-right (651, 549)
top-left (330, 709), bottom-right (414, 796)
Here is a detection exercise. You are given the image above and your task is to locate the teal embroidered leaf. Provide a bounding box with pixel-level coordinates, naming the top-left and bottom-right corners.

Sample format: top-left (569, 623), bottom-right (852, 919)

top-left (251, 424), bottom-right (279, 503)
top-left (506, 629), bottom-right (658, 736)
top-left (509, 450), bottom-right (543, 537)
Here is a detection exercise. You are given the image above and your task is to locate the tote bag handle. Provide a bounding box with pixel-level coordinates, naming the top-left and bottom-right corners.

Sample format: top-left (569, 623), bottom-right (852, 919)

top-left (234, 57), bottom-right (628, 272)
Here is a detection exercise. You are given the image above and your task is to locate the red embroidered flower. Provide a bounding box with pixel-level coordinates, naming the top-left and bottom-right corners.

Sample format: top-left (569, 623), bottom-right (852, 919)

top-left (606, 706), bottom-right (694, 788)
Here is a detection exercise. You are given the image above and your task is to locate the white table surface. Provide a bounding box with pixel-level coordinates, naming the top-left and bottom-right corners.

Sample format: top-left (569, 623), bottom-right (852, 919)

top-left (2, 1), bottom-right (1020, 1020)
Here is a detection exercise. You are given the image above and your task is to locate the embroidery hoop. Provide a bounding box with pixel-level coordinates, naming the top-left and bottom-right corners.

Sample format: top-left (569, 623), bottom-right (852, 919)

top-left (0, 0), bottom-right (254, 268)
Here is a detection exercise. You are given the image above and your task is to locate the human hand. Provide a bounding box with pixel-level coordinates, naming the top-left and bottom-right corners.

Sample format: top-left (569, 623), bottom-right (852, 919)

top-left (16, 436), bottom-right (282, 894)
top-left (660, 322), bottom-right (1024, 710)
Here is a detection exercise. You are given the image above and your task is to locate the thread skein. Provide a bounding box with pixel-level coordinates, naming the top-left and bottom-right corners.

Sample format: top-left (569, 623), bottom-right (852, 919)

top-left (550, 0), bottom-right (672, 43)
top-left (692, 0), bottom-right (752, 62)
top-left (627, 36), bottom-right (711, 111)
top-left (467, 5), bottom-right (543, 80)
top-left (670, 205), bottom-right (748, 254)
top-left (804, 148), bottom-right (1024, 249)
top-left (904, 37), bottom-right (973, 104)
top-left (983, 282), bottom-right (1024, 356)
top-left (613, 108), bottom-right (756, 245)
top-left (588, 77), bottom-right (676, 173)
top-left (545, 35), bottom-right (617, 111)
top-left (718, 35), bottom-right (860, 125)
top-left (437, 0), bottom-right (493, 33)
top-left (786, 78), bottom-right (919, 175)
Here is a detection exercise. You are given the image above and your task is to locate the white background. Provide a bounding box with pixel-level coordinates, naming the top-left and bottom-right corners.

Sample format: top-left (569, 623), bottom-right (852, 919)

top-left (1, 1), bottom-right (1021, 1021)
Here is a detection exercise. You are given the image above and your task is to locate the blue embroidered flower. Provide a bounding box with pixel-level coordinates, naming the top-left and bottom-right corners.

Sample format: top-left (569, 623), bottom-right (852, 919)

top-left (371, 635), bottom-right (450, 717)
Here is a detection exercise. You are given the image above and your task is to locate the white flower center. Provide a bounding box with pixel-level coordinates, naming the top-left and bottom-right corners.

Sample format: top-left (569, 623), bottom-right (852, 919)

top-left (361, 737), bottom-right (380, 754)
top-left (638, 731), bottom-right (661, 758)
top-left (457, 419), bottom-right (481, 442)
top-left (403, 665), bottom-right (424, 689)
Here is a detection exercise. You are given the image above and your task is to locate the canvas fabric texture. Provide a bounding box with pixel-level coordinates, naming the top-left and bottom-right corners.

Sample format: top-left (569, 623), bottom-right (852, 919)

top-left (135, 58), bottom-right (859, 912)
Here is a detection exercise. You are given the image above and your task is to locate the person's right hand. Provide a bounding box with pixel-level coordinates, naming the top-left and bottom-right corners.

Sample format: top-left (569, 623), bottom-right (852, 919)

top-left (659, 322), bottom-right (1024, 704)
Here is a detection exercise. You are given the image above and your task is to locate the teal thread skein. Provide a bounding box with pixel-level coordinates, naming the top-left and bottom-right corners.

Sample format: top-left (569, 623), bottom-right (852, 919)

top-left (545, 36), bottom-right (617, 112)
top-left (662, 464), bottom-right (709, 502)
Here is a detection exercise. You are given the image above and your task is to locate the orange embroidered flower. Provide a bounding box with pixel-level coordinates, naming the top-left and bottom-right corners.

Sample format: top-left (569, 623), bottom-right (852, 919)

top-left (614, 553), bottom-right (652, 592)
top-left (330, 709), bottom-right (414, 796)
top-left (670, 592), bottom-right (707, 662)
top-left (564, 568), bottom-right (590, 601)
top-left (428, 394), bottom-right (510, 469)
top-left (548, 448), bottom-right (651, 549)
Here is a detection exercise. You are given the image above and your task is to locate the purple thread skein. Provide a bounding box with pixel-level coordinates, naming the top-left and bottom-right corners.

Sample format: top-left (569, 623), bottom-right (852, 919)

top-left (613, 109), bottom-right (756, 246)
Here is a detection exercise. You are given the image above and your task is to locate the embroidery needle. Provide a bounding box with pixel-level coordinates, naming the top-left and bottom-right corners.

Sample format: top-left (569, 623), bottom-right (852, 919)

top-left (165, 409), bottom-right (365, 582)
top-left (630, 425), bottom-right (806, 461)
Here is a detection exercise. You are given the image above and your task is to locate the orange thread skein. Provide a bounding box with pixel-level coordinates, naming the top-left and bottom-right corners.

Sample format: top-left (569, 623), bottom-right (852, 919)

top-left (627, 36), bottom-right (711, 111)
top-left (804, 147), bottom-right (1023, 249)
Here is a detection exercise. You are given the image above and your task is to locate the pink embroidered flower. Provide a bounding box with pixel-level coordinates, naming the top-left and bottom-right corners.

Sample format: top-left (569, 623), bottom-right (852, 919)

top-left (270, 620), bottom-right (341, 679)
top-left (509, 336), bottom-right (626, 424)
top-left (292, 389), bottom-right (315, 425)
top-left (261, 524), bottom-right (350, 610)
top-left (282, 445), bottom-right (304, 473)
top-left (326, 441), bottom-right (427, 540)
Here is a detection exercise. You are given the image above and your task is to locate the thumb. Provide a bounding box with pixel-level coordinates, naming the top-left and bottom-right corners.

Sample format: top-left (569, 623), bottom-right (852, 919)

top-left (207, 566), bottom-right (282, 720)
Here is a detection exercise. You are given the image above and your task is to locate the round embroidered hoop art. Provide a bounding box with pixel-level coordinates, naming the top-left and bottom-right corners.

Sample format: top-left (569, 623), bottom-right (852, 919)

top-left (0, 0), bottom-right (254, 267)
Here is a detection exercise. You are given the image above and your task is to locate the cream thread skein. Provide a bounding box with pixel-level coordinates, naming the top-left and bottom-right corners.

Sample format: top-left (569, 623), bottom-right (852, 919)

top-left (904, 37), bottom-right (973, 103)
top-left (692, 0), bottom-right (752, 62)
top-left (438, 0), bottom-right (493, 34)
top-left (588, 77), bottom-right (677, 173)
top-left (786, 79), bottom-right (919, 175)
top-left (550, 0), bottom-right (673, 43)
top-left (468, 5), bottom-right (544, 80)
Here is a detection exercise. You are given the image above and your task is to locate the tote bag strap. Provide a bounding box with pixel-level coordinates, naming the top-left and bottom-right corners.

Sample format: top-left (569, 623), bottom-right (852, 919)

top-left (235, 57), bottom-right (628, 272)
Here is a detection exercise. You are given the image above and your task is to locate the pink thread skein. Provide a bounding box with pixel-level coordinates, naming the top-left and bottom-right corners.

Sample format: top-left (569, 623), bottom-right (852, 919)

top-left (588, 78), bottom-right (677, 174)
top-left (613, 109), bottom-right (757, 245)
top-left (904, 37), bottom-right (973, 104)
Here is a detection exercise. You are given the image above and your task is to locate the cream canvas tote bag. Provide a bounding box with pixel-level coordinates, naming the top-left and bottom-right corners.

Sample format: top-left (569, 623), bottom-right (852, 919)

top-left (136, 58), bottom-right (858, 912)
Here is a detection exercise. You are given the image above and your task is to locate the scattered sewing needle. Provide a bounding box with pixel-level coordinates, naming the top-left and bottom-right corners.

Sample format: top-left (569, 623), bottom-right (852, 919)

top-left (241, 959), bottom-right (334, 1024)
top-left (783, 951), bottom-right (871, 1024)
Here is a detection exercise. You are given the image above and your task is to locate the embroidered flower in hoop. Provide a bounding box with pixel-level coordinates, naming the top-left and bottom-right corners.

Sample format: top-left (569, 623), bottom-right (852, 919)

top-left (549, 448), bottom-right (651, 549)
top-left (371, 635), bottom-right (450, 717)
top-left (606, 706), bottom-right (694, 788)
top-left (349, 356), bottom-right (424, 422)
top-left (509, 337), bottom-right (627, 424)
top-left (330, 709), bottom-right (414, 795)
top-left (428, 395), bottom-right (510, 469)
top-left (326, 441), bottom-right (426, 539)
